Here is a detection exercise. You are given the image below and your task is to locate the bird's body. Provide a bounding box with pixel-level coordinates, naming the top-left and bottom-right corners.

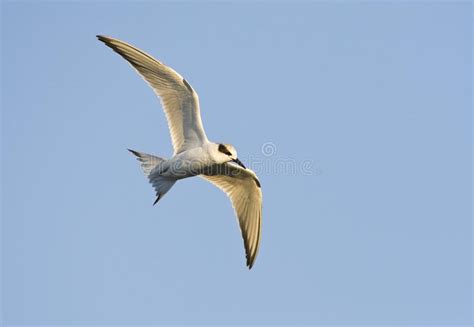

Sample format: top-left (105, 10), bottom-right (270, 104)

top-left (156, 145), bottom-right (213, 179)
top-left (98, 35), bottom-right (262, 269)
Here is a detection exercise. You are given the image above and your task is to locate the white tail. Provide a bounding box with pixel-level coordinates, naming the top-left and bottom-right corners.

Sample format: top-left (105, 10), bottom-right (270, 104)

top-left (128, 149), bottom-right (165, 175)
top-left (128, 149), bottom-right (176, 205)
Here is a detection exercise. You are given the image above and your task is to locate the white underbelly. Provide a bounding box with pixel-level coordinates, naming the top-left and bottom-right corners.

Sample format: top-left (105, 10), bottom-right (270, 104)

top-left (161, 149), bottom-right (211, 179)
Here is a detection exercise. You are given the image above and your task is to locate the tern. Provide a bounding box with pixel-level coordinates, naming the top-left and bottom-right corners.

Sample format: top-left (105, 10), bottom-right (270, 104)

top-left (97, 36), bottom-right (262, 269)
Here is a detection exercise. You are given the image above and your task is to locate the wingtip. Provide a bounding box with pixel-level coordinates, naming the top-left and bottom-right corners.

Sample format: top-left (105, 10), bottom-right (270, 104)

top-left (247, 257), bottom-right (255, 270)
top-left (96, 35), bottom-right (114, 45)
top-left (127, 148), bottom-right (140, 157)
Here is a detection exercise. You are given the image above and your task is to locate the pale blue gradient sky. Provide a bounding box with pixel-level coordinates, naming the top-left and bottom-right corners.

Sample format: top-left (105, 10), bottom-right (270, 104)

top-left (1, 2), bottom-right (472, 326)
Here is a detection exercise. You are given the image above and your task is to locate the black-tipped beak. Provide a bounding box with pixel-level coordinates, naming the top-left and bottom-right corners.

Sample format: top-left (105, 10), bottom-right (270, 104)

top-left (232, 158), bottom-right (246, 169)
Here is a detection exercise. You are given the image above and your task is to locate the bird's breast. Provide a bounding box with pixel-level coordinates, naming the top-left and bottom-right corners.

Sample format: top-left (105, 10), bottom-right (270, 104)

top-left (164, 149), bottom-right (212, 179)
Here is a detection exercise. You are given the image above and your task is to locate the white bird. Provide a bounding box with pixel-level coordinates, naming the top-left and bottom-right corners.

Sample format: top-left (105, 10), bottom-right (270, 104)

top-left (97, 35), bottom-right (262, 269)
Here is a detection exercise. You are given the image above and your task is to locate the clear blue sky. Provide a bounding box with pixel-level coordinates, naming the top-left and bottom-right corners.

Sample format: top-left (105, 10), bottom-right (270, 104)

top-left (2, 1), bottom-right (472, 326)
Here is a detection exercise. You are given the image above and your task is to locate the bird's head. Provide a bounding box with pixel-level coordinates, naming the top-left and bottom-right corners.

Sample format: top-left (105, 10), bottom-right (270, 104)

top-left (214, 143), bottom-right (246, 169)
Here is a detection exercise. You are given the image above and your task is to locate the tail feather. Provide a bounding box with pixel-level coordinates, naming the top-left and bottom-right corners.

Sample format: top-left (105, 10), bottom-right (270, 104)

top-left (128, 149), bottom-right (165, 175)
top-left (149, 175), bottom-right (176, 205)
top-left (128, 149), bottom-right (176, 204)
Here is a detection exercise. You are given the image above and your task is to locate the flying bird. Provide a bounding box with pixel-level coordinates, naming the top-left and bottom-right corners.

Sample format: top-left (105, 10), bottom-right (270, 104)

top-left (97, 35), bottom-right (262, 269)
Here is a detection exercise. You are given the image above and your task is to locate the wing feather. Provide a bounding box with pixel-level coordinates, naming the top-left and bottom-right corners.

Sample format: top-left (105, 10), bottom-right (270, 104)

top-left (201, 164), bottom-right (262, 269)
top-left (97, 35), bottom-right (208, 154)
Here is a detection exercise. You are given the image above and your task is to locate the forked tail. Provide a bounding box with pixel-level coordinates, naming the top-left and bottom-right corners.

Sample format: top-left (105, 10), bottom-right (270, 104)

top-left (128, 149), bottom-right (176, 205)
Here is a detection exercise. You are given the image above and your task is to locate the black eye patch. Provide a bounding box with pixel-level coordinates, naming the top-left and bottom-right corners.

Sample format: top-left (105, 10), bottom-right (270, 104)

top-left (218, 144), bottom-right (232, 156)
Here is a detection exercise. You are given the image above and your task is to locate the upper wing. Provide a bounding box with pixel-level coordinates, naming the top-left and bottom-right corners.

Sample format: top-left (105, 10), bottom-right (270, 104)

top-left (97, 35), bottom-right (208, 154)
top-left (201, 163), bottom-right (262, 269)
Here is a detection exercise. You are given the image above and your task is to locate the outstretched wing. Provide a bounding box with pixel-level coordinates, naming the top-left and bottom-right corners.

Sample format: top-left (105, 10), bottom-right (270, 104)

top-left (97, 35), bottom-right (208, 154)
top-left (201, 164), bottom-right (262, 269)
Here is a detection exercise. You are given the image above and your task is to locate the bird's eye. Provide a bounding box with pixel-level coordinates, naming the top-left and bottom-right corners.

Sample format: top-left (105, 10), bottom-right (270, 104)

top-left (218, 144), bottom-right (232, 156)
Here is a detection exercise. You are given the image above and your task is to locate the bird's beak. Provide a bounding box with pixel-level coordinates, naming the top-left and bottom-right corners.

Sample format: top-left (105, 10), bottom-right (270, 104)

top-left (232, 158), bottom-right (246, 169)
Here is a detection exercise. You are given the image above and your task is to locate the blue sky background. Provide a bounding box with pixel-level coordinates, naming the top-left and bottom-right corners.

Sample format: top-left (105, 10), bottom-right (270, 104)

top-left (1, 2), bottom-right (472, 326)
